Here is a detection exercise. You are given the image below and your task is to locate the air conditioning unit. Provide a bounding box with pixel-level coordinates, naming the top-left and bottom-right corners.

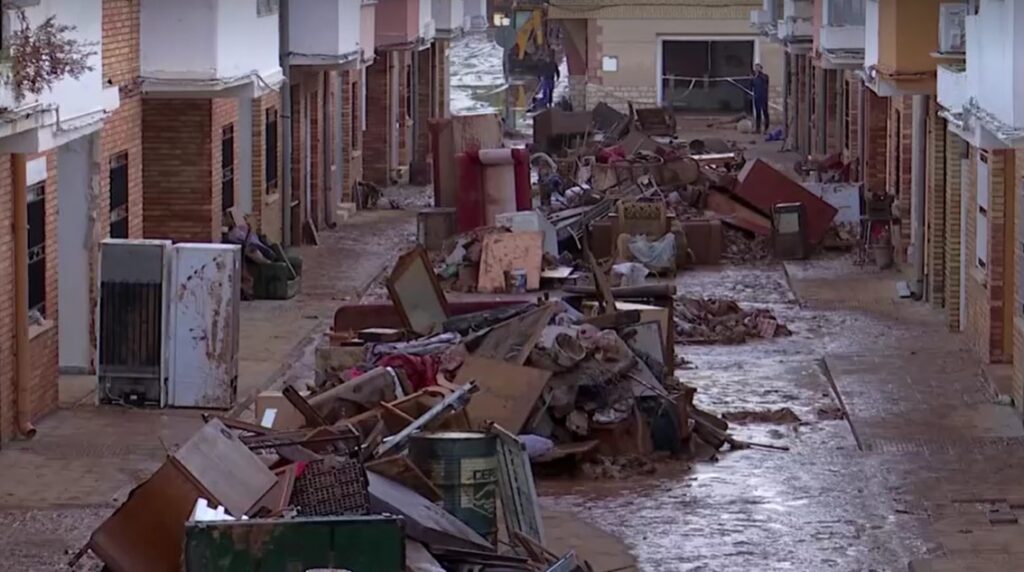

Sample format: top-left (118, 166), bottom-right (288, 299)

top-left (939, 3), bottom-right (967, 54)
top-left (97, 240), bottom-right (241, 409)
top-left (97, 239), bottom-right (173, 407)
top-left (751, 9), bottom-right (773, 26)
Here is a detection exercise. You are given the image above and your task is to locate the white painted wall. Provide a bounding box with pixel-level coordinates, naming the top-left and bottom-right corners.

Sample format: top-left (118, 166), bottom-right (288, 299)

top-left (864, 0), bottom-right (879, 70)
top-left (141, 0), bottom-right (280, 82)
top-left (216, 0), bottom-right (280, 80)
top-left (57, 136), bottom-right (94, 371)
top-left (433, 0), bottom-right (464, 32)
top-left (972, 0), bottom-right (1024, 129)
top-left (140, 0), bottom-right (218, 80)
top-left (419, 0), bottom-right (436, 40)
top-left (33, 0), bottom-right (108, 121)
top-left (287, 0), bottom-right (361, 60)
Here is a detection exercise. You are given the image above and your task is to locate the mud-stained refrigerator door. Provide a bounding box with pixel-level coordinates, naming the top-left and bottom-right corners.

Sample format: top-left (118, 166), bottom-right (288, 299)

top-left (167, 243), bottom-right (241, 409)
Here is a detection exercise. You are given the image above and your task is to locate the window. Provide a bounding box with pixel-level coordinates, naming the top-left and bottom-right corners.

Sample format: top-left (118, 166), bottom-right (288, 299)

top-left (350, 80), bottom-right (359, 150)
top-left (257, 0), bottom-right (278, 17)
top-left (977, 150), bottom-right (989, 270)
top-left (109, 153), bottom-right (129, 239)
top-left (221, 125), bottom-right (235, 214)
top-left (27, 180), bottom-right (45, 316)
top-left (265, 108), bottom-right (278, 193)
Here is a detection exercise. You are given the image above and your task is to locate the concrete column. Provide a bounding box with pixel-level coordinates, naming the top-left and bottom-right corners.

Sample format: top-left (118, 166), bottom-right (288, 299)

top-left (911, 94), bottom-right (929, 298)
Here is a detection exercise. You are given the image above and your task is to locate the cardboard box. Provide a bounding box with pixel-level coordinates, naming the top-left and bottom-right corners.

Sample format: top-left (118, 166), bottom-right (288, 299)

top-left (256, 390), bottom-right (311, 430)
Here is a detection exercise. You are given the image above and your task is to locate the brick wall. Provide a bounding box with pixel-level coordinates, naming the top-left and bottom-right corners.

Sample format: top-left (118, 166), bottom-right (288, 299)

top-left (364, 53), bottom-right (391, 186)
top-left (844, 72), bottom-right (861, 180)
top-left (250, 90), bottom-right (283, 244)
top-left (142, 99), bottom-right (215, 242)
top-left (826, 69), bottom-right (841, 154)
top-left (308, 81), bottom-right (323, 230)
top-left (888, 96), bottom-right (913, 248)
top-left (398, 49), bottom-right (412, 169)
top-left (289, 81), bottom-right (306, 245)
top-left (944, 132), bottom-right (965, 331)
top-left (965, 146), bottom-right (1015, 364)
top-left (435, 39), bottom-right (450, 118)
top-left (211, 98), bottom-right (238, 237)
top-left (340, 68), bottom-right (362, 201)
top-left (412, 46), bottom-right (433, 185)
top-left (0, 152), bottom-right (61, 442)
top-left (1014, 150), bottom-right (1024, 410)
top-left (795, 55), bottom-right (810, 154)
top-left (926, 102), bottom-right (946, 308)
top-left (863, 88), bottom-right (888, 195)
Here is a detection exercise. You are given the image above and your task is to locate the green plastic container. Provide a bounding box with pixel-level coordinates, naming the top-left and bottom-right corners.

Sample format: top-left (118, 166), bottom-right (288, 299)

top-left (408, 431), bottom-right (498, 543)
top-left (184, 515), bottom-right (404, 572)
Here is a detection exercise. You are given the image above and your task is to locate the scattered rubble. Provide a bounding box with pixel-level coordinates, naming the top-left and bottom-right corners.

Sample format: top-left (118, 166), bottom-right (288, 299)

top-left (674, 296), bottom-right (792, 344)
top-left (722, 408), bottom-right (802, 424)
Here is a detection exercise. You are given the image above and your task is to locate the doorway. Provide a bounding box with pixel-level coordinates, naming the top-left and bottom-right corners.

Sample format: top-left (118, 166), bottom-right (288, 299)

top-left (57, 136), bottom-right (95, 373)
top-left (658, 38), bottom-right (755, 113)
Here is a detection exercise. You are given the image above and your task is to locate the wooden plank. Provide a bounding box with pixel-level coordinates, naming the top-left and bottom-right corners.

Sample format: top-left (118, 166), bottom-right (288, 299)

top-left (366, 455), bottom-right (443, 502)
top-left (455, 357), bottom-right (551, 433)
top-left (477, 231), bottom-right (544, 293)
top-left (171, 419), bottom-right (276, 519)
top-left (583, 233), bottom-right (616, 314)
top-left (472, 303), bottom-right (557, 365)
top-left (282, 385), bottom-right (328, 428)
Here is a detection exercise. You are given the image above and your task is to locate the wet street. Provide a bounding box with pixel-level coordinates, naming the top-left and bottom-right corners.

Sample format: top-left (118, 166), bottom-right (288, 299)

top-left (542, 258), bottom-right (1024, 571)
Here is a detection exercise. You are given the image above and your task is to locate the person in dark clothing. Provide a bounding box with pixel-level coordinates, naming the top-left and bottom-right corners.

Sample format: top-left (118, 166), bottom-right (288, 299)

top-left (537, 54), bottom-right (560, 109)
top-left (751, 63), bottom-right (770, 133)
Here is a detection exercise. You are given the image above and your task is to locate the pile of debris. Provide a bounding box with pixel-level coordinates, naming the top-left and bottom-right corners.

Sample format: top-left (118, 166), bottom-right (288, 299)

top-left (674, 296), bottom-right (792, 344)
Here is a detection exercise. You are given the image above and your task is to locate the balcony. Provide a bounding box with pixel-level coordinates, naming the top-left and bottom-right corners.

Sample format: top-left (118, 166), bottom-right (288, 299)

top-left (778, 0), bottom-right (813, 41)
top-left (819, 0), bottom-right (864, 52)
top-left (376, 0), bottom-right (435, 48)
top-left (288, 0), bottom-right (363, 66)
top-left (0, 0), bottom-right (119, 153)
top-left (936, 63), bottom-right (968, 113)
top-left (967, 0), bottom-right (1024, 130)
top-left (140, 0), bottom-right (283, 97)
top-left (863, 0), bottom-right (942, 95)
top-left (778, 17), bottom-right (813, 42)
top-left (433, 0), bottom-right (464, 38)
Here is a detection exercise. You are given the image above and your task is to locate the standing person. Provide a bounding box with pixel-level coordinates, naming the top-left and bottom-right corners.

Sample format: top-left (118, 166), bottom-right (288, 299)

top-left (538, 52), bottom-right (560, 109)
top-left (751, 63), bottom-right (770, 133)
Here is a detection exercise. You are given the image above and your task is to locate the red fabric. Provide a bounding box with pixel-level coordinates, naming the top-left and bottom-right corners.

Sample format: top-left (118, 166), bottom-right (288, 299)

top-left (377, 354), bottom-right (441, 392)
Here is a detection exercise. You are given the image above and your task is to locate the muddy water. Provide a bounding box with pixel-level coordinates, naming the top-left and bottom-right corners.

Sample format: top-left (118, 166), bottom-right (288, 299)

top-left (539, 261), bottom-right (938, 571)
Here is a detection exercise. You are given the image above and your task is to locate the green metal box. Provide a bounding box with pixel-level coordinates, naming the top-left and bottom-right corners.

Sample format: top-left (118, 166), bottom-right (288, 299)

top-left (184, 515), bottom-right (404, 572)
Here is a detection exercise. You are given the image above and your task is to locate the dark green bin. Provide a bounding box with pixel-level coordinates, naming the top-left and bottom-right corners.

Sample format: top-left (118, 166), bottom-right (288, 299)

top-left (184, 515), bottom-right (403, 572)
top-left (408, 431), bottom-right (498, 543)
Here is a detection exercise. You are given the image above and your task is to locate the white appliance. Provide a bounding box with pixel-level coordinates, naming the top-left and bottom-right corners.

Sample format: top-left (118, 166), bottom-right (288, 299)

top-left (167, 243), bottom-right (242, 409)
top-left (97, 239), bottom-right (173, 407)
top-left (97, 241), bottom-right (241, 409)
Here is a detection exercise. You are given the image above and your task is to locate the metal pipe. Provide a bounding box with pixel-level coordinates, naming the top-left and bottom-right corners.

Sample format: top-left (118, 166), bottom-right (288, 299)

top-left (911, 94), bottom-right (929, 299)
top-left (280, 0), bottom-right (293, 245)
top-left (12, 153), bottom-right (37, 439)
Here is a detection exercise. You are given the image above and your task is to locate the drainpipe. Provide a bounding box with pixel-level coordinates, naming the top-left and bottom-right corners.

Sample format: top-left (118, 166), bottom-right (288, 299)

top-left (281, 0), bottom-right (293, 245)
top-left (12, 153), bottom-right (37, 439)
top-left (910, 94), bottom-right (928, 299)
